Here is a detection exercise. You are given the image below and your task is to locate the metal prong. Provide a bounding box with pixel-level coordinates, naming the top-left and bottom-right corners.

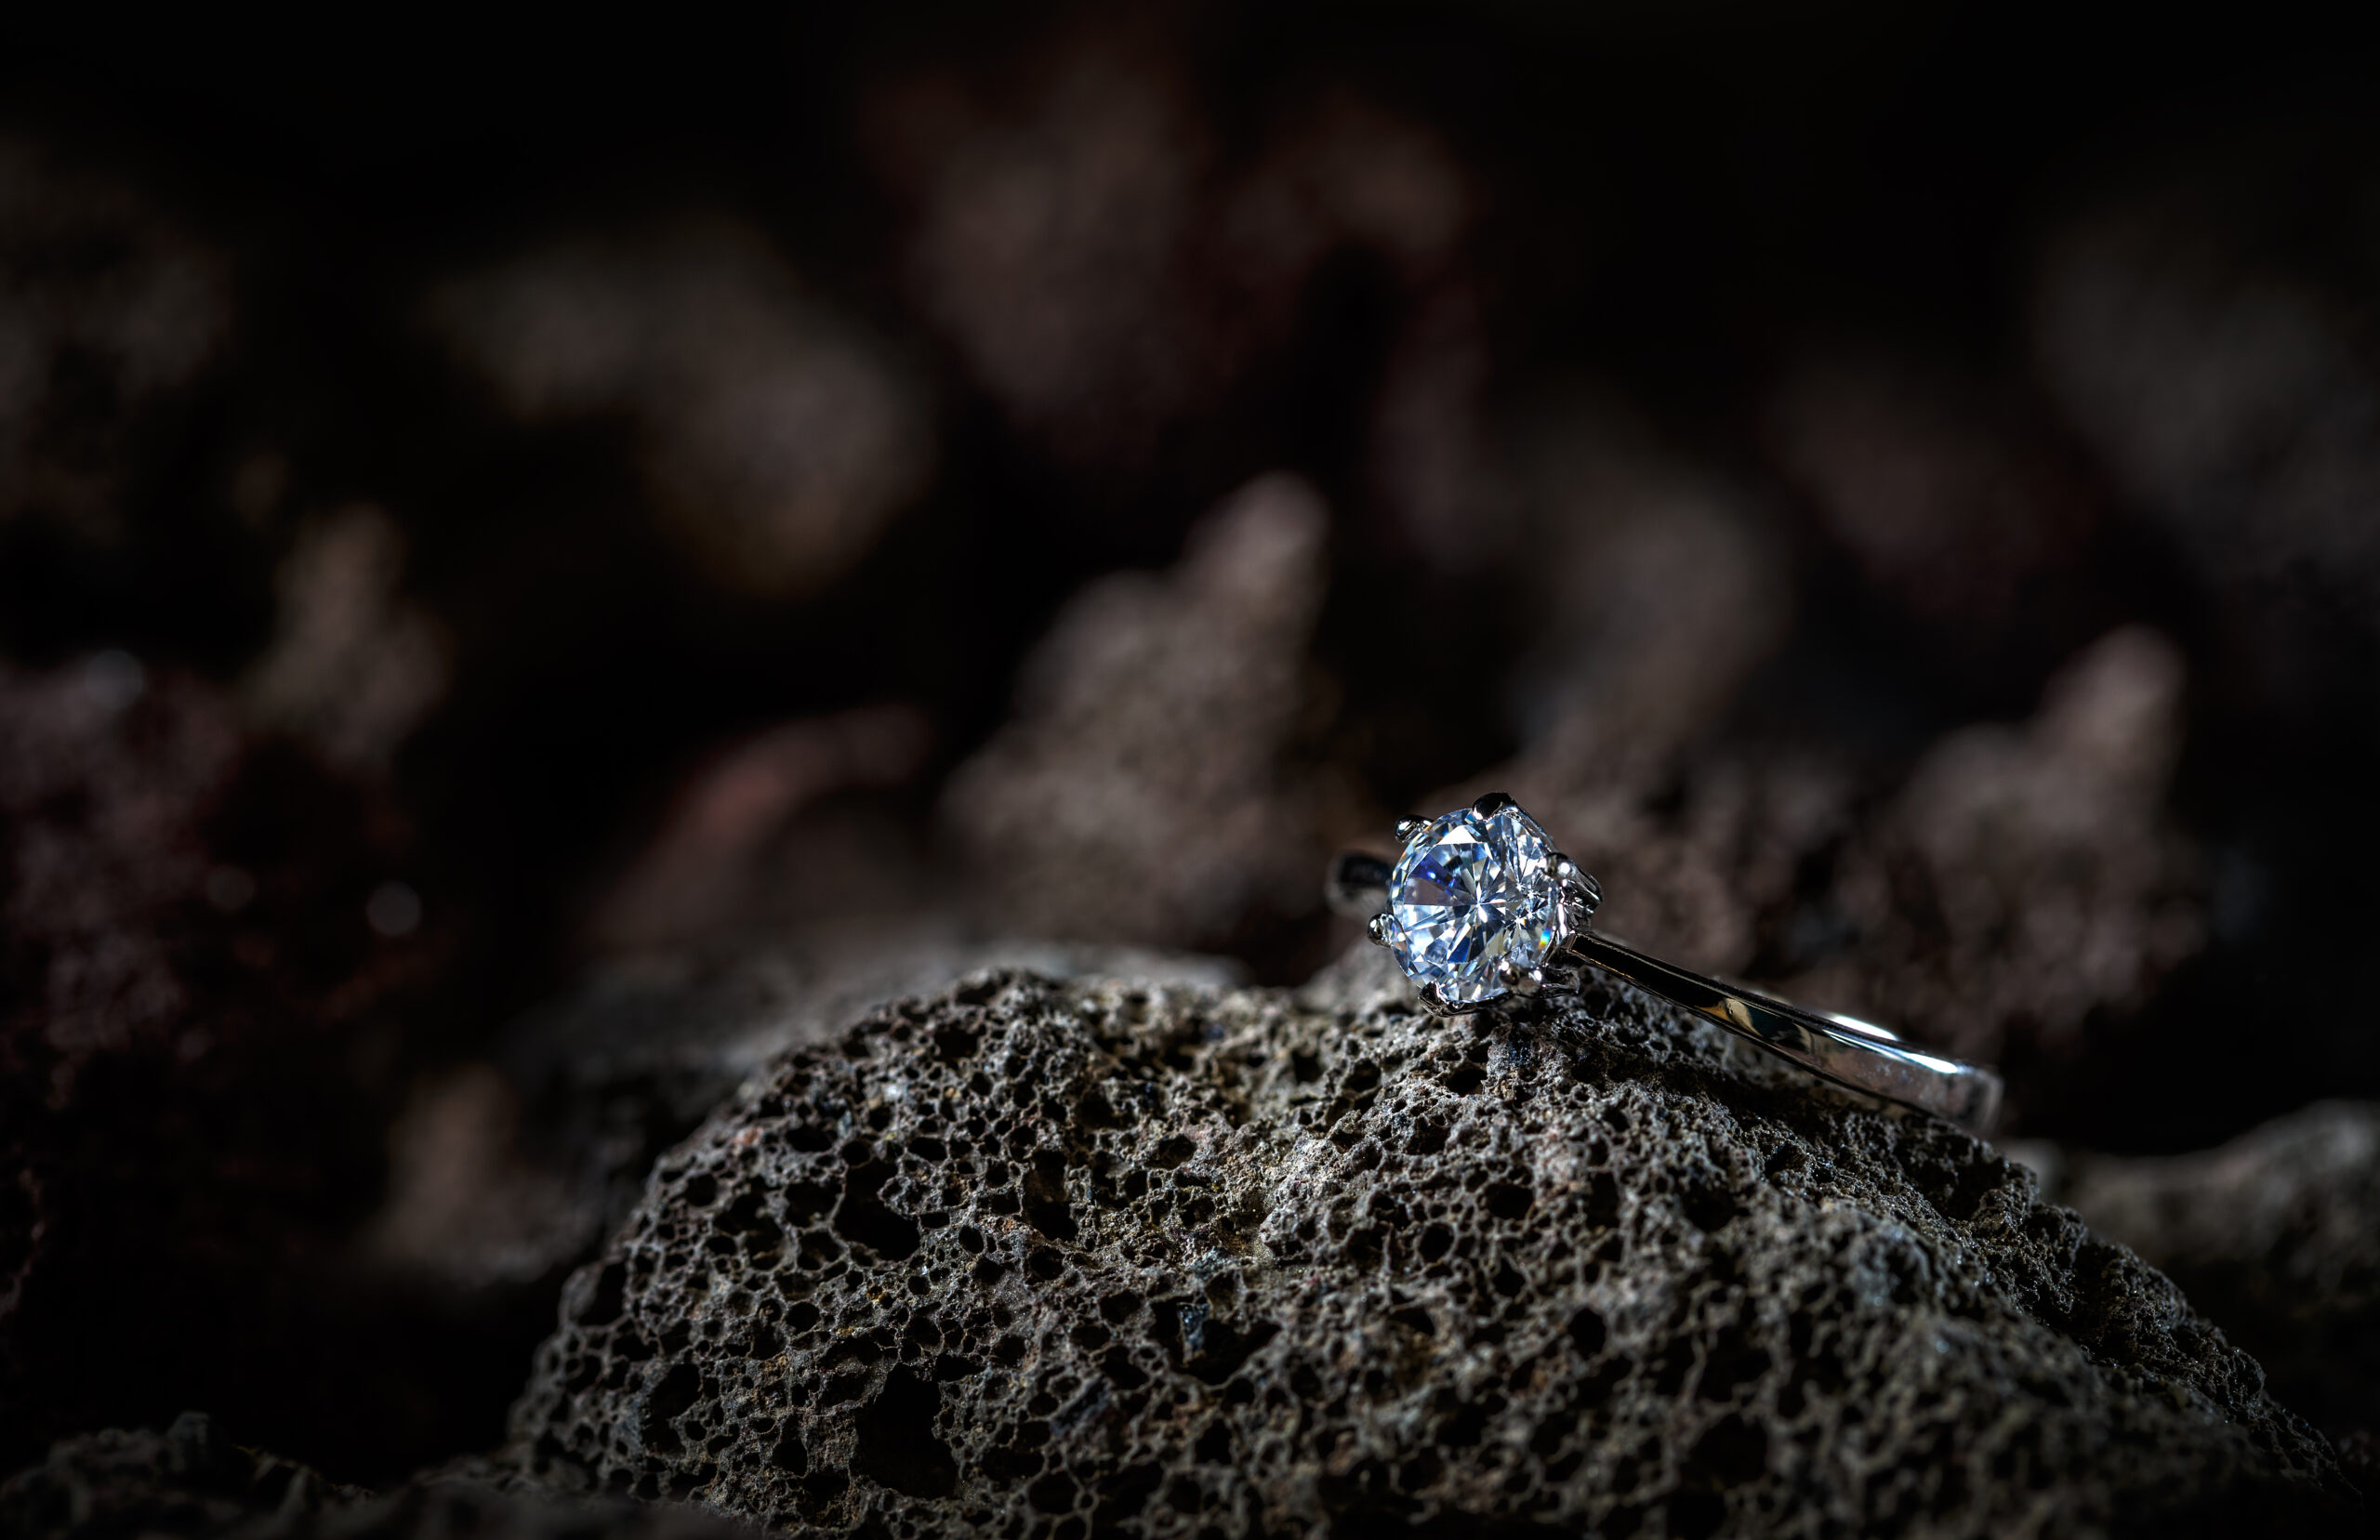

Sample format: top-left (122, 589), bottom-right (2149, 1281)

top-left (1430, 980), bottom-right (1485, 1018)
top-left (1471, 791), bottom-right (1516, 817)
top-left (1395, 815), bottom-right (1431, 844)
top-left (1498, 958), bottom-right (1545, 997)
top-left (1366, 913), bottom-right (1395, 949)
top-left (1556, 857), bottom-right (1602, 915)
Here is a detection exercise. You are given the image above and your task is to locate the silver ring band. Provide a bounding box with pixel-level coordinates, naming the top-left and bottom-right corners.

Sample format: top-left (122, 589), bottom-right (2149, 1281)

top-left (1328, 794), bottom-right (2003, 1135)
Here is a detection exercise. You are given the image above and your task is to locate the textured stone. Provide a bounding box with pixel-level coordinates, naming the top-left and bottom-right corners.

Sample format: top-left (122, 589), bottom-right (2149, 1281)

top-left (373, 935), bottom-right (1242, 1302)
top-left (0, 1413), bottom-right (754, 1540)
top-left (2056, 1101), bottom-right (2380, 1446)
top-left (505, 949), bottom-right (2358, 1535)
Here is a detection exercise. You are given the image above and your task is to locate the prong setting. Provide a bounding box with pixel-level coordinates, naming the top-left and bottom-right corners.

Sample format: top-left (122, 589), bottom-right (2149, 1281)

top-left (1414, 979), bottom-right (1478, 1018)
top-left (1497, 956), bottom-right (1546, 996)
top-left (1555, 856), bottom-right (1602, 917)
top-left (1364, 796), bottom-right (1567, 1013)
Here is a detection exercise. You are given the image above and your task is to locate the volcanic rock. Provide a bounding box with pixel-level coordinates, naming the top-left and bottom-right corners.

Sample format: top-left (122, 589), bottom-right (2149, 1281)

top-left (505, 949), bottom-right (2359, 1535)
top-left (0, 1412), bottom-right (755, 1540)
top-left (2058, 1100), bottom-right (2380, 1446)
top-left (373, 934), bottom-right (1242, 1301)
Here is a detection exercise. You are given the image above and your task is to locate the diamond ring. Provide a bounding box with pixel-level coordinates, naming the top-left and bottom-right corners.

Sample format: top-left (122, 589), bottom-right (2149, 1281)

top-left (1327, 794), bottom-right (2003, 1134)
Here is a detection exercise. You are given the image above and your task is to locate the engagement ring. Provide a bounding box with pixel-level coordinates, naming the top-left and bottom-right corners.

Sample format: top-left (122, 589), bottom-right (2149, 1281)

top-left (1328, 794), bottom-right (2003, 1134)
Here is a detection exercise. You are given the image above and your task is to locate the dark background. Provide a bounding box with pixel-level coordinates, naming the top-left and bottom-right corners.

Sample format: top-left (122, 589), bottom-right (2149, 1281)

top-left (4, 0), bottom-right (2378, 1488)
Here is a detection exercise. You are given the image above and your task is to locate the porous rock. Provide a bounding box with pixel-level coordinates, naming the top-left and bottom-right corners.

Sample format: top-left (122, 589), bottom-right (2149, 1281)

top-left (370, 934), bottom-right (1241, 1299)
top-left (0, 1412), bottom-right (754, 1540)
top-left (2058, 1100), bottom-right (2380, 1445)
top-left (507, 949), bottom-right (2358, 1536)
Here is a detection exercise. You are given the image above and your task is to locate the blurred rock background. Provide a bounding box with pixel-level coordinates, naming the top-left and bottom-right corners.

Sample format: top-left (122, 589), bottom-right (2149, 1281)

top-left (2, 0), bottom-right (2377, 1497)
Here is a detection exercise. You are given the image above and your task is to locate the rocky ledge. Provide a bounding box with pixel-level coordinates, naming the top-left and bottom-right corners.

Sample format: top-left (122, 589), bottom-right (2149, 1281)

top-left (505, 951), bottom-right (2361, 1537)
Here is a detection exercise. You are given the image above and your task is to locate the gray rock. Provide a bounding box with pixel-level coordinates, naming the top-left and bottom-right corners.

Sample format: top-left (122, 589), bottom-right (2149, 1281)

top-left (504, 949), bottom-right (2360, 1535)
top-left (2060, 1101), bottom-right (2380, 1443)
top-left (0, 1413), bottom-right (754, 1540)
top-left (367, 932), bottom-right (1243, 1300)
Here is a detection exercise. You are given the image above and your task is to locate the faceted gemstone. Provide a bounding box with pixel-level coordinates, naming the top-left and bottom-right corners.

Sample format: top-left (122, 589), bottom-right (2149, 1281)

top-left (1385, 803), bottom-right (1566, 1005)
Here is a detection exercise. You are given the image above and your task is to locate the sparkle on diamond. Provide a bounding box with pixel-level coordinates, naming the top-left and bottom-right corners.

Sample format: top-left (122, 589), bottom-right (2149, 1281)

top-left (1385, 803), bottom-right (1564, 1004)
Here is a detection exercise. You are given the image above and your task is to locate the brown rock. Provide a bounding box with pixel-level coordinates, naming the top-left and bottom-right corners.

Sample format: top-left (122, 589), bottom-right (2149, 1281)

top-left (940, 473), bottom-right (1342, 954)
top-left (430, 220), bottom-right (932, 599)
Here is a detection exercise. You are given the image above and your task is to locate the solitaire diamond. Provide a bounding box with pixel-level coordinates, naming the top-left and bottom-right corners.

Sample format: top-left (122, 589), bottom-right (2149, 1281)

top-left (1334, 794), bottom-right (2001, 1129)
top-left (1385, 803), bottom-right (1565, 1005)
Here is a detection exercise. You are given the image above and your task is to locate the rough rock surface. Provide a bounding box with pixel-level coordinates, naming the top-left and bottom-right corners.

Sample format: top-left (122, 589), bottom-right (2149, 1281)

top-left (0, 1413), bottom-right (754, 1540)
top-left (2056, 1101), bottom-right (2380, 1446)
top-left (370, 936), bottom-right (1241, 1300)
top-left (506, 950), bottom-right (2358, 1536)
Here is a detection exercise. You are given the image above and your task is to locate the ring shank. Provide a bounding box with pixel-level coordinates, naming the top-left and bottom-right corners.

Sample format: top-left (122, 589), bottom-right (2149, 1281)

top-left (1567, 931), bottom-right (2003, 1134)
top-left (1326, 850), bottom-right (2002, 1134)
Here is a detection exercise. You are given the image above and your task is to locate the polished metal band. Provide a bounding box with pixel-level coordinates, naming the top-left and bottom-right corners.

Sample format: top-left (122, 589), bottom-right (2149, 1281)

top-left (1329, 851), bottom-right (2003, 1135)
